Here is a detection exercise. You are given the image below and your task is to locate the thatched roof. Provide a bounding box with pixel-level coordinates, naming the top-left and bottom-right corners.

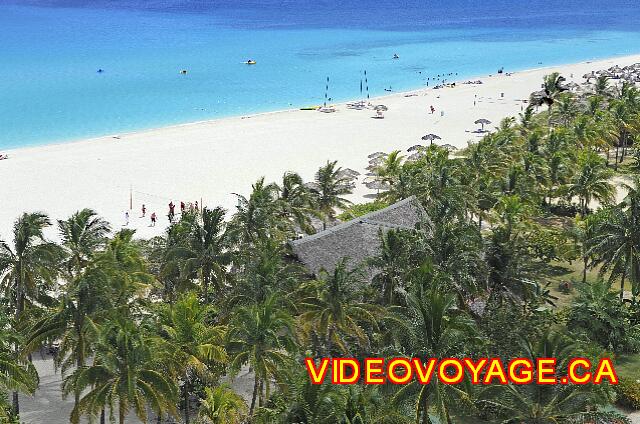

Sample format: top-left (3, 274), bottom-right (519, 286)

top-left (290, 196), bottom-right (426, 277)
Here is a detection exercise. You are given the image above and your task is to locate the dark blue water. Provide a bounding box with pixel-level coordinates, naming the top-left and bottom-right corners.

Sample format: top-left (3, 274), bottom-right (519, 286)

top-left (1, 0), bottom-right (639, 148)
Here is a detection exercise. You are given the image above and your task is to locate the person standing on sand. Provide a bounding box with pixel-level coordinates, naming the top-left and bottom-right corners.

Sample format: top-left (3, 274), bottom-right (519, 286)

top-left (141, 204), bottom-right (146, 217)
top-left (430, 105), bottom-right (435, 114)
top-left (180, 201), bottom-right (185, 213)
top-left (124, 211), bottom-right (129, 226)
top-left (151, 212), bottom-right (157, 227)
top-left (195, 201), bottom-right (199, 212)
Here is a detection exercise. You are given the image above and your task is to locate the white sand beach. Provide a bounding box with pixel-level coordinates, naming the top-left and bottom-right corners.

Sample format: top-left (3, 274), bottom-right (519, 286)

top-left (2, 54), bottom-right (640, 241)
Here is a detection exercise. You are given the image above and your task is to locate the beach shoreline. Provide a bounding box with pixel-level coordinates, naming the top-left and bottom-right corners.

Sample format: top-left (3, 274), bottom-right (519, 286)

top-left (5, 52), bottom-right (638, 155)
top-left (2, 53), bottom-right (640, 242)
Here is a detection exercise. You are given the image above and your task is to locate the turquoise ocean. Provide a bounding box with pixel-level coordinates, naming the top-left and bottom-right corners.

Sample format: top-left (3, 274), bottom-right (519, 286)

top-left (1, 0), bottom-right (640, 148)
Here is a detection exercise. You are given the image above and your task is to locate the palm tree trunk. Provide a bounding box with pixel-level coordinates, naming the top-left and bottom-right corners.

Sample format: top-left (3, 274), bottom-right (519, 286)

top-left (100, 408), bottom-right (106, 424)
top-left (12, 289), bottom-right (24, 416)
top-left (249, 374), bottom-right (260, 417)
top-left (183, 382), bottom-right (190, 424)
top-left (582, 256), bottom-right (588, 285)
top-left (621, 269), bottom-right (628, 299)
top-left (119, 401), bottom-right (126, 424)
top-left (615, 144), bottom-right (620, 170)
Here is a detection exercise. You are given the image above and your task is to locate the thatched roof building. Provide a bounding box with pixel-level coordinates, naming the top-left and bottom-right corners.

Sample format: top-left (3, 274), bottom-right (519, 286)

top-left (290, 196), bottom-right (426, 277)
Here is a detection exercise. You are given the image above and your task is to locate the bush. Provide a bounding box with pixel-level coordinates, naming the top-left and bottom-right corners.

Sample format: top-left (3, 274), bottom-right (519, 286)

top-left (615, 378), bottom-right (640, 410)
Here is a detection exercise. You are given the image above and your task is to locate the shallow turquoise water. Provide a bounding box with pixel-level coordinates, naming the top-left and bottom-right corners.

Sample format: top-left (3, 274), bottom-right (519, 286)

top-left (1, 1), bottom-right (640, 148)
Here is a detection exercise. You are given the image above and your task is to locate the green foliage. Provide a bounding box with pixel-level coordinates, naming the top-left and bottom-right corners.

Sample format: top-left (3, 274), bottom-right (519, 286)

top-left (616, 378), bottom-right (640, 410)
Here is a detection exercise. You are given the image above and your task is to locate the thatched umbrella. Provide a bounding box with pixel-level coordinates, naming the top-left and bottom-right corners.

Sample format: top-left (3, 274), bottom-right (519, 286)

top-left (368, 152), bottom-right (386, 159)
top-left (407, 144), bottom-right (424, 152)
top-left (365, 180), bottom-right (390, 191)
top-left (374, 104), bottom-right (388, 111)
top-left (421, 133), bottom-right (441, 145)
top-left (340, 168), bottom-right (360, 177)
top-left (474, 118), bottom-right (491, 132)
top-left (407, 152), bottom-right (423, 162)
top-left (440, 143), bottom-right (458, 151)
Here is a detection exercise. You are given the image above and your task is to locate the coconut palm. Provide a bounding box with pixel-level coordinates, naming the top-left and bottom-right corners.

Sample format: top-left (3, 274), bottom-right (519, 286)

top-left (480, 330), bottom-right (614, 423)
top-left (227, 294), bottom-right (295, 417)
top-left (391, 273), bottom-right (478, 424)
top-left (197, 385), bottom-right (247, 424)
top-left (0, 212), bottom-right (60, 414)
top-left (589, 202), bottom-right (640, 299)
top-left (0, 308), bottom-right (38, 421)
top-left (64, 318), bottom-right (178, 424)
top-left (299, 260), bottom-right (383, 356)
top-left (274, 172), bottom-right (319, 235)
top-left (310, 161), bottom-right (353, 227)
top-left (157, 292), bottom-right (227, 424)
top-left (170, 207), bottom-right (232, 302)
top-left (563, 150), bottom-right (615, 216)
top-left (374, 150), bottom-right (405, 185)
top-left (231, 178), bottom-right (281, 246)
top-left (58, 208), bottom-right (111, 278)
top-left (530, 72), bottom-right (568, 127)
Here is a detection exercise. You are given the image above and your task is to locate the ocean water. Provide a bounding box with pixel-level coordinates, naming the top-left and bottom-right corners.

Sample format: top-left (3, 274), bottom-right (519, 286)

top-left (1, 0), bottom-right (640, 149)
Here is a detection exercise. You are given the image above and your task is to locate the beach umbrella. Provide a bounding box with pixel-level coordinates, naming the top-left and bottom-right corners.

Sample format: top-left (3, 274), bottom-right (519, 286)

top-left (439, 143), bottom-right (458, 152)
top-left (407, 144), bottom-right (424, 152)
top-left (365, 180), bottom-right (390, 191)
top-left (368, 152), bottom-right (386, 159)
top-left (421, 133), bottom-right (441, 145)
top-left (342, 168), bottom-right (360, 177)
top-left (474, 118), bottom-right (491, 132)
top-left (374, 105), bottom-right (388, 111)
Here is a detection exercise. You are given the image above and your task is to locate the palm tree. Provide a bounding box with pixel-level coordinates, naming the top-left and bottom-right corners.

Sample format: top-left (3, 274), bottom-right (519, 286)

top-left (480, 330), bottom-right (613, 423)
top-left (310, 161), bottom-right (353, 228)
top-left (0, 212), bottom-right (60, 414)
top-left (227, 294), bottom-right (295, 417)
top-left (157, 292), bottom-right (227, 424)
top-left (563, 150), bottom-right (615, 216)
top-left (589, 202), bottom-right (640, 299)
top-left (299, 260), bottom-right (383, 356)
top-left (375, 150), bottom-right (405, 186)
top-left (197, 385), bottom-right (247, 424)
top-left (391, 275), bottom-right (478, 424)
top-left (0, 308), bottom-right (38, 422)
top-left (170, 207), bottom-right (232, 302)
top-left (368, 229), bottom-right (414, 306)
top-left (530, 72), bottom-right (567, 128)
top-left (58, 208), bottom-right (110, 278)
top-left (26, 257), bottom-right (113, 409)
top-left (274, 172), bottom-right (318, 235)
top-left (64, 318), bottom-right (178, 424)
top-left (231, 178), bottom-right (280, 246)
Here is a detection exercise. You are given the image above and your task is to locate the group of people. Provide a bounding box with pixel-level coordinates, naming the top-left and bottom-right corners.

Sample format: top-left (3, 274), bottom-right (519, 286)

top-left (124, 200), bottom-right (201, 228)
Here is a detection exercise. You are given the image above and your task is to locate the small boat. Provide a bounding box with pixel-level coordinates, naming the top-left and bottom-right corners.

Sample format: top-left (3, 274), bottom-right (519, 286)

top-left (180, 69), bottom-right (188, 75)
top-left (246, 60), bottom-right (257, 65)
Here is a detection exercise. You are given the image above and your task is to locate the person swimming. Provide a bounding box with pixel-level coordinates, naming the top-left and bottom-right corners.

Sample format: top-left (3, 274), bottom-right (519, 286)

top-left (393, 53), bottom-right (399, 59)
top-left (97, 69), bottom-right (104, 73)
top-left (180, 69), bottom-right (188, 74)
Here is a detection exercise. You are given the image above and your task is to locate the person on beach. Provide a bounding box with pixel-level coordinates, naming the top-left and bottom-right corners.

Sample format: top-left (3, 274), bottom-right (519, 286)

top-left (195, 201), bottom-right (199, 213)
top-left (430, 105), bottom-right (435, 114)
top-left (124, 211), bottom-right (129, 226)
top-left (141, 204), bottom-right (146, 217)
top-left (151, 212), bottom-right (157, 227)
top-left (180, 201), bottom-right (185, 213)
